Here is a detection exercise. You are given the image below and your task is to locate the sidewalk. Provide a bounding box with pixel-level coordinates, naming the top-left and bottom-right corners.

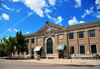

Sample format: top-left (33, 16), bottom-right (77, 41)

top-left (14, 59), bottom-right (100, 66)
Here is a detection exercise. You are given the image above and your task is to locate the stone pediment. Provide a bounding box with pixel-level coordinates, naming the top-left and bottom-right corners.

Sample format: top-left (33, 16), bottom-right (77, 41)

top-left (36, 23), bottom-right (67, 34)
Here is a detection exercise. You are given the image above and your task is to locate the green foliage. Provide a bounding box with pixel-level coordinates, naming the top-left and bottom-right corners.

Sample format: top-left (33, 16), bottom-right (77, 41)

top-left (0, 30), bottom-right (28, 58)
top-left (15, 30), bottom-right (28, 58)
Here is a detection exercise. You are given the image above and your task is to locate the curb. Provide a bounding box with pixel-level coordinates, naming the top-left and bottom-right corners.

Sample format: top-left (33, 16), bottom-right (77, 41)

top-left (0, 58), bottom-right (100, 67)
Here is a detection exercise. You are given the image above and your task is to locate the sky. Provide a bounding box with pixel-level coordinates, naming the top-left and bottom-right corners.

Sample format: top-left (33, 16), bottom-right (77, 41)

top-left (0, 0), bottom-right (100, 39)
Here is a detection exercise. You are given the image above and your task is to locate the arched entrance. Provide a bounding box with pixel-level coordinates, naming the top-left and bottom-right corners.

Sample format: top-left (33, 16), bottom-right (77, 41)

top-left (47, 38), bottom-right (53, 54)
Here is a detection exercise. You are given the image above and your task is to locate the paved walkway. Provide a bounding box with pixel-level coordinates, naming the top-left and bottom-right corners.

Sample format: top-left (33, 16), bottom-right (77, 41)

top-left (0, 58), bottom-right (100, 66)
top-left (13, 59), bottom-right (100, 66)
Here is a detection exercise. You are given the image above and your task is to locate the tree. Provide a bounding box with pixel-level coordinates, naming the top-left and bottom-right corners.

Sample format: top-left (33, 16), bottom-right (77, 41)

top-left (0, 36), bottom-right (7, 58)
top-left (15, 31), bottom-right (28, 59)
top-left (0, 39), bottom-right (5, 58)
top-left (5, 36), bottom-right (17, 59)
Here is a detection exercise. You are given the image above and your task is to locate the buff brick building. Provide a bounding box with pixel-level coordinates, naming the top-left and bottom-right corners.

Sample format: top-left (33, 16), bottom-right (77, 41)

top-left (15, 20), bottom-right (100, 58)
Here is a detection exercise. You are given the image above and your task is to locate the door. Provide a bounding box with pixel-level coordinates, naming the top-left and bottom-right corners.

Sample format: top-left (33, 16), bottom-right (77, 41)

top-left (59, 51), bottom-right (64, 58)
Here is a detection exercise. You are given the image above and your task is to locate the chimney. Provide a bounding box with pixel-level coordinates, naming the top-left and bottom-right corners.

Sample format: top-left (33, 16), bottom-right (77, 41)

top-left (46, 21), bottom-right (49, 24)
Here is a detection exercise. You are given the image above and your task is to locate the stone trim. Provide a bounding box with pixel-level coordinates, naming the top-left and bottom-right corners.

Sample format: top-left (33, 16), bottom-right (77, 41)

top-left (45, 36), bottom-right (55, 43)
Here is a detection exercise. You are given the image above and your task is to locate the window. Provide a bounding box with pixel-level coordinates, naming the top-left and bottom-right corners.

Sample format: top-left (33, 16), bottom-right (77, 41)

top-left (47, 38), bottom-right (53, 54)
top-left (79, 32), bottom-right (84, 38)
top-left (91, 45), bottom-right (97, 53)
top-left (27, 39), bottom-right (29, 44)
top-left (32, 49), bottom-right (34, 55)
top-left (80, 46), bottom-right (85, 54)
top-left (70, 46), bottom-right (74, 54)
top-left (69, 33), bottom-right (73, 39)
top-left (31, 39), bottom-right (34, 43)
top-left (47, 27), bottom-right (50, 31)
top-left (90, 30), bottom-right (95, 37)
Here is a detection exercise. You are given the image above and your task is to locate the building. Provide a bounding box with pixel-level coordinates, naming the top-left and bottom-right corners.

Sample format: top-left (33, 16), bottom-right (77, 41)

top-left (16, 20), bottom-right (100, 58)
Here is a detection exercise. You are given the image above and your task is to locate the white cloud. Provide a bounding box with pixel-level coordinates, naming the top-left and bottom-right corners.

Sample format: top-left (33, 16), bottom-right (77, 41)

top-left (0, 16), bottom-right (2, 20)
top-left (6, 37), bottom-right (8, 39)
top-left (97, 15), bottom-right (100, 18)
top-left (2, 13), bottom-right (9, 20)
top-left (27, 12), bottom-right (33, 15)
top-left (45, 9), bottom-right (52, 14)
top-left (8, 29), bottom-right (12, 32)
top-left (16, 9), bottom-right (20, 12)
top-left (2, 3), bottom-right (13, 11)
top-left (0, 8), bottom-right (3, 10)
top-left (95, 0), bottom-right (100, 9)
top-left (55, 16), bottom-right (63, 24)
top-left (79, 21), bottom-right (85, 23)
top-left (75, 0), bottom-right (81, 8)
top-left (13, 28), bottom-right (18, 32)
top-left (17, 0), bottom-right (48, 17)
top-left (48, 0), bottom-right (56, 6)
top-left (26, 32), bottom-right (29, 34)
top-left (68, 16), bottom-right (85, 25)
top-left (45, 9), bottom-right (63, 26)
top-left (81, 7), bottom-right (94, 18)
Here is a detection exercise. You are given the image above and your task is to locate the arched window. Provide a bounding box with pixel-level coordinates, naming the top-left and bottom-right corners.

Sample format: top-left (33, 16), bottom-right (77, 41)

top-left (47, 38), bottom-right (53, 54)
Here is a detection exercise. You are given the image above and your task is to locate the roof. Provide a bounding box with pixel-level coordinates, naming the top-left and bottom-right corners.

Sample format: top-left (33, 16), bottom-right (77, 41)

top-left (24, 32), bottom-right (35, 37)
top-left (64, 20), bottom-right (100, 28)
top-left (24, 20), bottom-right (100, 38)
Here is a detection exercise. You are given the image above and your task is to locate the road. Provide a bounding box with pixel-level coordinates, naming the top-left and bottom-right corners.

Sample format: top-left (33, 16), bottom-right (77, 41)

top-left (0, 59), bottom-right (99, 69)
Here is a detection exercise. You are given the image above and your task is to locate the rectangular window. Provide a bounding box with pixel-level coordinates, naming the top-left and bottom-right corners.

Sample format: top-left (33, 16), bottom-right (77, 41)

top-left (90, 30), bottom-right (95, 37)
top-left (27, 39), bottom-right (29, 44)
top-left (32, 49), bottom-right (34, 55)
top-left (91, 45), bottom-right (97, 54)
top-left (70, 46), bottom-right (74, 54)
top-left (79, 32), bottom-right (84, 38)
top-left (69, 33), bottom-right (73, 39)
top-left (80, 46), bottom-right (85, 54)
top-left (31, 39), bottom-right (34, 43)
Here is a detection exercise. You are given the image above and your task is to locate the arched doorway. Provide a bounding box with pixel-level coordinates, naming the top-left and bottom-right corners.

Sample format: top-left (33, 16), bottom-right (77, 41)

top-left (47, 38), bottom-right (53, 54)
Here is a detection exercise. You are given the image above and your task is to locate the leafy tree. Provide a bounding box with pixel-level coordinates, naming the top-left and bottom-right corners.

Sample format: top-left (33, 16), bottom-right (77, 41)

top-left (0, 37), bottom-right (7, 58)
top-left (15, 31), bottom-right (28, 59)
top-left (5, 36), bottom-right (17, 59)
top-left (0, 39), bottom-right (5, 58)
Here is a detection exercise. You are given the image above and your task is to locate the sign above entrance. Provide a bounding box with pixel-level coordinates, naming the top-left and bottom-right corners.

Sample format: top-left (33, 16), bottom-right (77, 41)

top-left (58, 45), bottom-right (63, 49)
top-left (34, 46), bottom-right (42, 52)
top-left (55, 44), bottom-right (65, 51)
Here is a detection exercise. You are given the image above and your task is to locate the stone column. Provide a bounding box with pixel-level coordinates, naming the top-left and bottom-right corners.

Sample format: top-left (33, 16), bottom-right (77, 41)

top-left (41, 36), bottom-right (45, 57)
top-left (54, 34), bottom-right (58, 54)
top-left (96, 29), bottom-right (100, 54)
top-left (29, 39), bottom-right (31, 57)
top-left (84, 30), bottom-right (90, 54)
top-left (64, 32), bottom-right (68, 53)
top-left (74, 32), bottom-right (79, 53)
top-left (34, 37), bottom-right (37, 57)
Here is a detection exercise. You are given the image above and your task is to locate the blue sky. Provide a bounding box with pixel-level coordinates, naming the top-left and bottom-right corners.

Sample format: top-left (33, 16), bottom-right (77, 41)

top-left (0, 0), bottom-right (100, 39)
